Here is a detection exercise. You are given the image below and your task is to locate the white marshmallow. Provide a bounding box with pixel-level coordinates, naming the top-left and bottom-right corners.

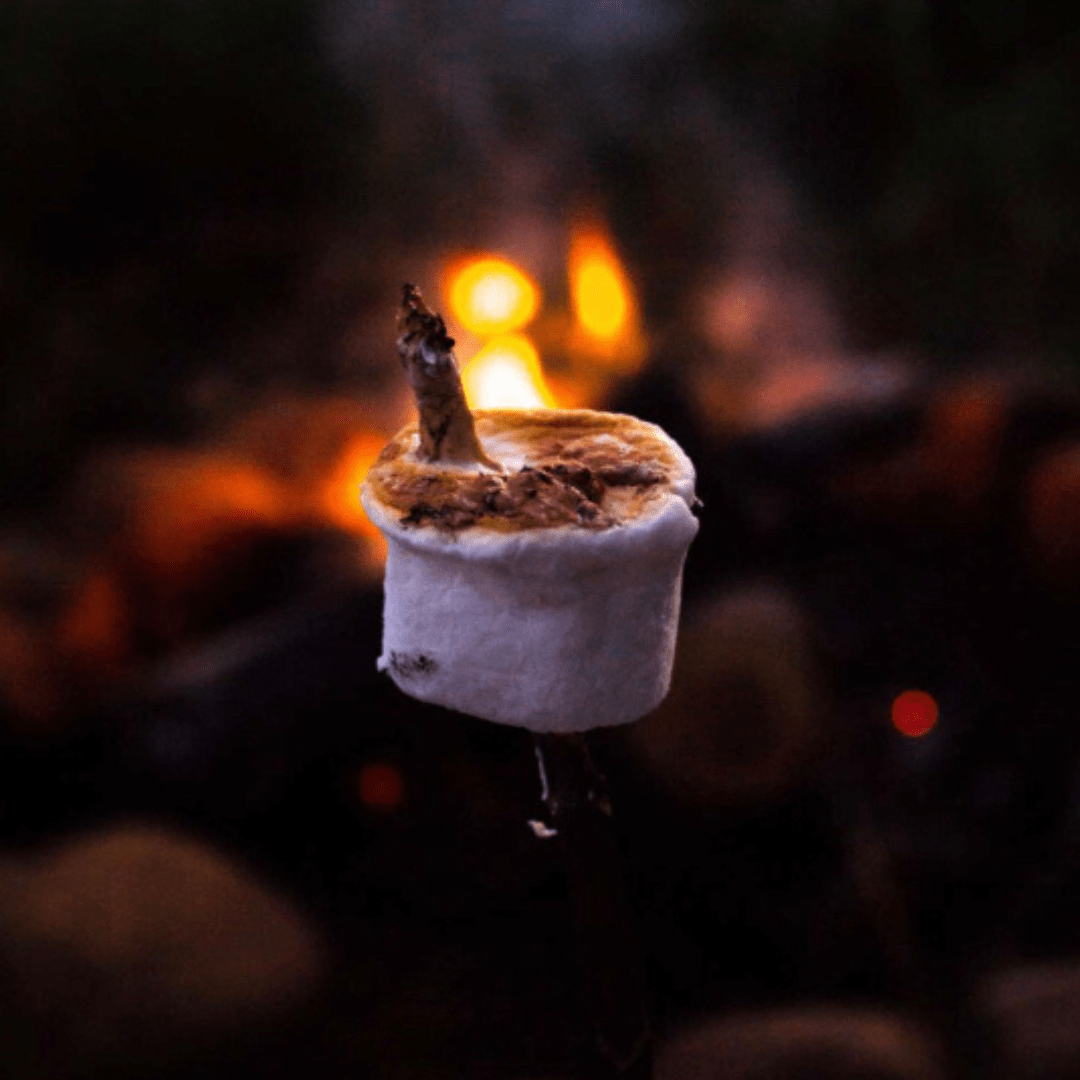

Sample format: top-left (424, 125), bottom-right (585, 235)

top-left (362, 409), bottom-right (698, 731)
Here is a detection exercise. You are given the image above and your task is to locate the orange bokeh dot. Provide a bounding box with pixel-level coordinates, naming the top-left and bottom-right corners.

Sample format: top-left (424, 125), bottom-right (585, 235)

top-left (891, 689), bottom-right (939, 738)
top-left (358, 762), bottom-right (405, 811)
top-left (446, 256), bottom-right (539, 336)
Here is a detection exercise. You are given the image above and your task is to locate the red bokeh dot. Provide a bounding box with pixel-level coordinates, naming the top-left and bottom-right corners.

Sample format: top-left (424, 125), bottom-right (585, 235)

top-left (891, 690), bottom-right (939, 738)
top-left (358, 761), bottom-right (405, 811)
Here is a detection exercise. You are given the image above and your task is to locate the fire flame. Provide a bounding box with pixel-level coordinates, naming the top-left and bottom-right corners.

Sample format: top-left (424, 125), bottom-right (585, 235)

top-left (461, 334), bottom-right (555, 410)
top-left (445, 231), bottom-right (643, 412)
top-left (447, 257), bottom-right (539, 336)
top-left (317, 431), bottom-right (390, 570)
top-left (566, 224), bottom-right (644, 385)
top-left (570, 227), bottom-right (633, 345)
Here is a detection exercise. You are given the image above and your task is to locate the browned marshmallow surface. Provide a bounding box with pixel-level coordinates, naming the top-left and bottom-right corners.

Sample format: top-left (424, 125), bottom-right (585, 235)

top-left (364, 409), bottom-right (686, 532)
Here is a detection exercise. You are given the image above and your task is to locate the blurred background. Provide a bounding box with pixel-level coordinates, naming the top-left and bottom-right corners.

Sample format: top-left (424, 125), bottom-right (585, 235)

top-left (2, 1), bottom-right (1080, 1077)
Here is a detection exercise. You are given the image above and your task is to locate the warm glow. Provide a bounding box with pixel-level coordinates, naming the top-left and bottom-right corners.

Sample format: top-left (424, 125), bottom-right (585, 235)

top-left (318, 432), bottom-right (389, 568)
top-left (55, 569), bottom-right (130, 684)
top-left (570, 227), bottom-right (632, 342)
top-left (702, 278), bottom-right (769, 354)
top-left (891, 689), bottom-right (939, 738)
top-left (461, 334), bottom-right (556, 410)
top-left (358, 761), bottom-right (405, 811)
top-left (448, 257), bottom-right (539, 336)
top-left (125, 454), bottom-right (288, 578)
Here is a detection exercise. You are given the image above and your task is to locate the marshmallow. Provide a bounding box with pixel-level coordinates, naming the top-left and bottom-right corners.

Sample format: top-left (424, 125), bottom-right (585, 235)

top-left (362, 408), bottom-right (698, 731)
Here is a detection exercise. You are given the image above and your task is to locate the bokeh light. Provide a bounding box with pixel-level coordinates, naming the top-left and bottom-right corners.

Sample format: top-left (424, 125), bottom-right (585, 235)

top-left (358, 761), bottom-right (405, 811)
top-left (461, 334), bottom-right (555, 410)
top-left (569, 227), bottom-right (632, 344)
top-left (121, 454), bottom-right (289, 580)
top-left (891, 689), bottom-right (939, 738)
top-left (55, 568), bottom-right (131, 686)
top-left (318, 431), bottom-right (389, 569)
top-left (447, 257), bottom-right (539, 336)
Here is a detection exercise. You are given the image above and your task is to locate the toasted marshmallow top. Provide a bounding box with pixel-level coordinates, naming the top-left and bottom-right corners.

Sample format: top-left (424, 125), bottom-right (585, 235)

top-left (363, 408), bottom-right (696, 536)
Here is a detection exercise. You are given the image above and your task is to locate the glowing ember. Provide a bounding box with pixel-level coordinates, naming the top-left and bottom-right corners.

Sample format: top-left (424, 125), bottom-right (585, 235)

top-left (121, 454), bottom-right (289, 579)
top-left (891, 689), bottom-right (939, 738)
top-left (318, 432), bottom-right (389, 568)
top-left (358, 761), bottom-right (405, 811)
top-left (447, 257), bottom-right (539, 336)
top-left (55, 568), bottom-right (130, 686)
top-left (1025, 441), bottom-right (1080, 588)
top-left (461, 334), bottom-right (556, 410)
top-left (570, 227), bottom-right (633, 345)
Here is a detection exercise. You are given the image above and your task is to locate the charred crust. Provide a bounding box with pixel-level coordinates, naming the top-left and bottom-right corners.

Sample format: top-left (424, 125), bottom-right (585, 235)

top-left (389, 651), bottom-right (438, 677)
top-left (545, 463), bottom-right (607, 504)
top-left (369, 408), bottom-right (689, 532)
top-left (401, 502), bottom-right (439, 526)
top-left (392, 458), bottom-right (663, 532)
top-left (597, 463), bottom-right (665, 487)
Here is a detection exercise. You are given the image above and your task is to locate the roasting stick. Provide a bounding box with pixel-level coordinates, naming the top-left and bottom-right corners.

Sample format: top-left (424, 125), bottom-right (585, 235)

top-left (366, 283), bottom-right (699, 1078)
top-left (533, 733), bottom-right (652, 1077)
top-left (395, 283), bottom-right (499, 468)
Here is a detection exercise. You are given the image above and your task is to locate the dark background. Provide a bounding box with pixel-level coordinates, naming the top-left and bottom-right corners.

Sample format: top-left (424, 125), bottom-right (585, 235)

top-left (2, 2), bottom-right (1080, 1078)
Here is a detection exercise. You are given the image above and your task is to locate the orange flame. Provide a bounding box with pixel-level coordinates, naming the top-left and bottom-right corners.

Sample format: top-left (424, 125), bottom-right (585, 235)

top-left (447, 256), bottom-right (539, 336)
top-left (121, 453), bottom-right (290, 580)
top-left (565, 224), bottom-right (645, 392)
top-left (317, 432), bottom-right (389, 570)
top-left (570, 226), bottom-right (640, 347)
top-left (571, 230), bottom-right (629, 341)
top-left (461, 334), bottom-right (555, 410)
top-left (444, 232), bottom-right (643, 412)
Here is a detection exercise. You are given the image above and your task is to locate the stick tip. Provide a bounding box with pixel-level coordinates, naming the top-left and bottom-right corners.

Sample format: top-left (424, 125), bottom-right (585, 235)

top-left (397, 283), bottom-right (455, 354)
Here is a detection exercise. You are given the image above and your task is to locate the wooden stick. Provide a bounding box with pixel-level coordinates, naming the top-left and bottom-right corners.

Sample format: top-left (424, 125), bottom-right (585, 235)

top-left (533, 733), bottom-right (652, 1078)
top-left (396, 283), bottom-right (499, 467)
